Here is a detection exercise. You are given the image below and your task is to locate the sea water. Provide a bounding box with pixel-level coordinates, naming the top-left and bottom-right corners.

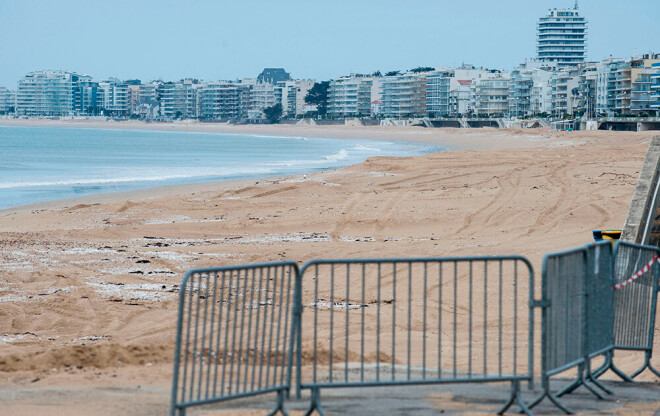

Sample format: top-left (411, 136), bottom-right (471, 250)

top-left (0, 126), bottom-right (443, 210)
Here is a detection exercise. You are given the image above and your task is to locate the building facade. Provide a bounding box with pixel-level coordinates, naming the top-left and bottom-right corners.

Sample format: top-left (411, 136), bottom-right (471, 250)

top-left (651, 62), bottom-right (660, 116)
top-left (327, 76), bottom-right (373, 118)
top-left (16, 70), bottom-right (91, 116)
top-left (537, 5), bottom-right (587, 68)
top-left (471, 73), bottom-right (510, 116)
top-left (380, 73), bottom-right (427, 117)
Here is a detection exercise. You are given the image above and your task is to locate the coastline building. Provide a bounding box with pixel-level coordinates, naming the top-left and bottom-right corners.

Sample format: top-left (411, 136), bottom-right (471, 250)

top-left (16, 70), bottom-right (91, 117)
top-left (276, 79), bottom-right (315, 117)
top-left (651, 62), bottom-right (660, 116)
top-left (426, 70), bottom-right (453, 117)
top-left (327, 76), bottom-right (374, 118)
top-left (550, 66), bottom-right (581, 117)
top-left (471, 72), bottom-right (510, 116)
top-left (577, 63), bottom-right (598, 118)
top-left (380, 72), bottom-right (428, 118)
top-left (509, 60), bottom-right (554, 118)
top-left (0, 87), bottom-right (17, 114)
top-left (596, 54), bottom-right (660, 115)
top-left (250, 82), bottom-right (277, 118)
top-left (96, 78), bottom-right (129, 116)
top-left (158, 80), bottom-right (199, 119)
top-left (198, 82), bottom-right (242, 120)
top-left (537, 2), bottom-right (587, 68)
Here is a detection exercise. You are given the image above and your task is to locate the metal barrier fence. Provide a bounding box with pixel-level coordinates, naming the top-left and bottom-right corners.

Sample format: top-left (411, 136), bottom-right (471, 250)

top-left (295, 256), bottom-right (535, 416)
top-left (594, 241), bottom-right (660, 381)
top-left (170, 262), bottom-right (299, 416)
top-left (528, 242), bottom-right (615, 414)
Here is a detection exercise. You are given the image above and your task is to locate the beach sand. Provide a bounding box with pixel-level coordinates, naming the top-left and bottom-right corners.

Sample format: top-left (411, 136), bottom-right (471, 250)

top-left (0, 120), bottom-right (658, 414)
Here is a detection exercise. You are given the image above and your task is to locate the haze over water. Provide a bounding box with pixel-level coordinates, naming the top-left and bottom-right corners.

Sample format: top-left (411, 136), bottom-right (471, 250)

top-left (0, 126), bottom-right (442, 210)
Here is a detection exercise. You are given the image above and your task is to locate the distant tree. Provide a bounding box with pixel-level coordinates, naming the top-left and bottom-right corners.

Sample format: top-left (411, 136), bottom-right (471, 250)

top-left (263, 103), bottom-right (283, 124)
top-left (385, 70), bottom-right (400, 76)
top-left (372, 70), bottom-right (382, 77)
top-left (175, 110), bottom-right (183, 119)
top-left (304, 81), bottom-right (330, 116)
top-left (410, 66), bottom-right (434, 73)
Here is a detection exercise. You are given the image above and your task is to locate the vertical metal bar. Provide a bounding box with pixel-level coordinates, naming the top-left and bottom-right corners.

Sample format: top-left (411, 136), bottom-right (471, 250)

top-left (212, 271), bottom-right (227, 395)
top-left (423, 262), bottom-right (428, 380)
top-left (313, 264), bottom-right (318, 384)
top-left (243, 268), bottom-right (257, 393)
top-left (468, 260), bottom-right (473, 377)
top-left (250, 268), bottom-right (264, 391)
top-left (392, 262), bottom-right (397, 381)
top-left (361, 263), bottom-right (366, 383)
top-left (345, 263), bottom-right (350, 383)
top-left (257, 267), bottom-right (271, 390)
top-left (280, 265), bottom-right (293, 387)
top-left (329, 264), bottom-right (335, 383)
top-left (197, 272), bottom-right (211, 399)
top-left (377, 262), bottom-right (381, 382)
top-left (483, 261), bottom-right (488, 376)
top-left (181, 273), bottom-right (195, 403)
top-left (235, 269), bottom-right (249, 393)
top-left (528, 259), bottom-right (535, 388)
top-left (407, 261), bottom-right (412, 381)
top-left (272, 265), bottom-right (287, 386)
top-left (498, 260), bottom-right (503, 377)
top-left (453, 261), bottom-right (457, 378)
top-left (228, 270), bottom-right (242, 394)
top-left (190, 273), bottom-right (203, 401)
top-left (220, 270), bottom-right (234, 394)
top-left (265, 266), bottom-right (279, 387)
top-left (438, 262), bottom-right (442, 379)
top-left (205, 272), bottom-right (219, 399)
top-left (514, 260), bottom-right (518, 375)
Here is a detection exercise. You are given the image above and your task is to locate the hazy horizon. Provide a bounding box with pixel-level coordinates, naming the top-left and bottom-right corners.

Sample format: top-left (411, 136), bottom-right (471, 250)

top-left (0, 0), bottom-right (658, 88)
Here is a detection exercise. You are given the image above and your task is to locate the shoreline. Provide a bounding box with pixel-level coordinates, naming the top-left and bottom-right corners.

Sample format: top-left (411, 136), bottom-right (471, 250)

top-left (0, 118), bottom-right (604, 214)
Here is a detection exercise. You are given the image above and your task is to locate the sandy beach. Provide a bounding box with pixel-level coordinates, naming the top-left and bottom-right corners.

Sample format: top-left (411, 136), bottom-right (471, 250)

top-left (0, 119), bottom-right (658, 415)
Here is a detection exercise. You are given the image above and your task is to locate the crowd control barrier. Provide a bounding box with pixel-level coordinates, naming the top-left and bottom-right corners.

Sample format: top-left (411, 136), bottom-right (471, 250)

top-left (170, 262), bottom-right (299, 416)
top-left (294, 256), bottom-right (535, 416)
top-left (593, 241), bottom-right (660, 381)
top-left (527, 242), bottom-right (615, 414)
top-left (170, 246), bottom-right (659, 415)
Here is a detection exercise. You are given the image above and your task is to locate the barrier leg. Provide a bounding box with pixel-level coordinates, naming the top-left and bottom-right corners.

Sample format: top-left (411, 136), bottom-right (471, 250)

top-left (266, 389), bottom-right (291, 416)
top-left (497, 380), bottom-right (533, 416)
top-left (526, 375), bottom-right (574, 415)
top-left (583, 359), bottom-right (613, 396)
top-left (630, 350), bottom-right (660, 379)
top-left (594, 351), bottom-right (633, 382)
top-left (304, 387), bottom-right (327, 416)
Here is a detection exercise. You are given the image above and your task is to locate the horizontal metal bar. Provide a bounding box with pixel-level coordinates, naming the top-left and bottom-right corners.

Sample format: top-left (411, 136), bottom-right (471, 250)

top-left (175, 385), bottom-right (288, 409)
top-left (300, 375), bottom-right (531, 389)
top-left (179, 261), bottom-right (300, 288)
top-left (545, 358), bottom-right (586, 377)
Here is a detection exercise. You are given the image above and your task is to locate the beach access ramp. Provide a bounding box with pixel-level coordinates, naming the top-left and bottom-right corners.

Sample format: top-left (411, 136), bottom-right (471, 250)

top-left (622, 135), bottom-right (660, 246)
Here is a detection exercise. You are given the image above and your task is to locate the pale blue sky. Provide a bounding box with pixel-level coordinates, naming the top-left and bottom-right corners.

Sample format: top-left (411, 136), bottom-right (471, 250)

top-left (0, 0), bottom-right (658, 88)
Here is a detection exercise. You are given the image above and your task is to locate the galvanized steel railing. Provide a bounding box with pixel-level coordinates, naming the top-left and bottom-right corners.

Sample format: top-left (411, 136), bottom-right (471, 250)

top-left (295, 256), bottom-right (535, 416)
top-left (170, 262), bottom-right (299, 416)
top-left (528, 242), bottom-right (616, 414)
top-left (593, 241), bottom-right (660, 381)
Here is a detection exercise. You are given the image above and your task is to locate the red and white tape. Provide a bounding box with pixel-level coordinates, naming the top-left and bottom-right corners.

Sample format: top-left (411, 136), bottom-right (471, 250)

top-left (613, 254), bottom-right (659, 290)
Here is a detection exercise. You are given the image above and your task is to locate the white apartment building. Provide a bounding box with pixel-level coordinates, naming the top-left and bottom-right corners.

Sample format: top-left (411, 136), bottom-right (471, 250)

top-left (471, 73), bottom-right (510, 116)
top-left (16, 70), bottom-right (90, 116)
top-left (327, 76), bottom-right (373, 117)
top-left (275, 80), bottom-right (315, 117)
top-left (250, 82), bottom-right (277, 117)
top-left (0, 87), bottom-right (16, 113)
top-left (596, 54), bottom-right (660, 115)
top-left (198, 82), bottom-right (241, 120)
top-left (509, 61), bottom-right (554, 117)
top-left (551, 67), bottom-right (581, 117)
top-left (537, 5), bottom-right (587, 68)
top-left (426, 71), bottom-right (453, 116)
top-left (97, 78), bottom-right (129, 115)
top-left (159, 80), bottom-right (198, 119)
top-left (380, 73), bottom-right (427, 117)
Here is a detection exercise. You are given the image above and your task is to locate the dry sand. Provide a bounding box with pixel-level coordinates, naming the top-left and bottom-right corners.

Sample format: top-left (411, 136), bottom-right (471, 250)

top-left (0, 119), bottom-right (658, 415)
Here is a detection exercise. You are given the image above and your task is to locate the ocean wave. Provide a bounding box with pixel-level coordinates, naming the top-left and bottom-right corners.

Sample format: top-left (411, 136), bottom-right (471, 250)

top-left (0, 166), bottom-right (276, 189)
